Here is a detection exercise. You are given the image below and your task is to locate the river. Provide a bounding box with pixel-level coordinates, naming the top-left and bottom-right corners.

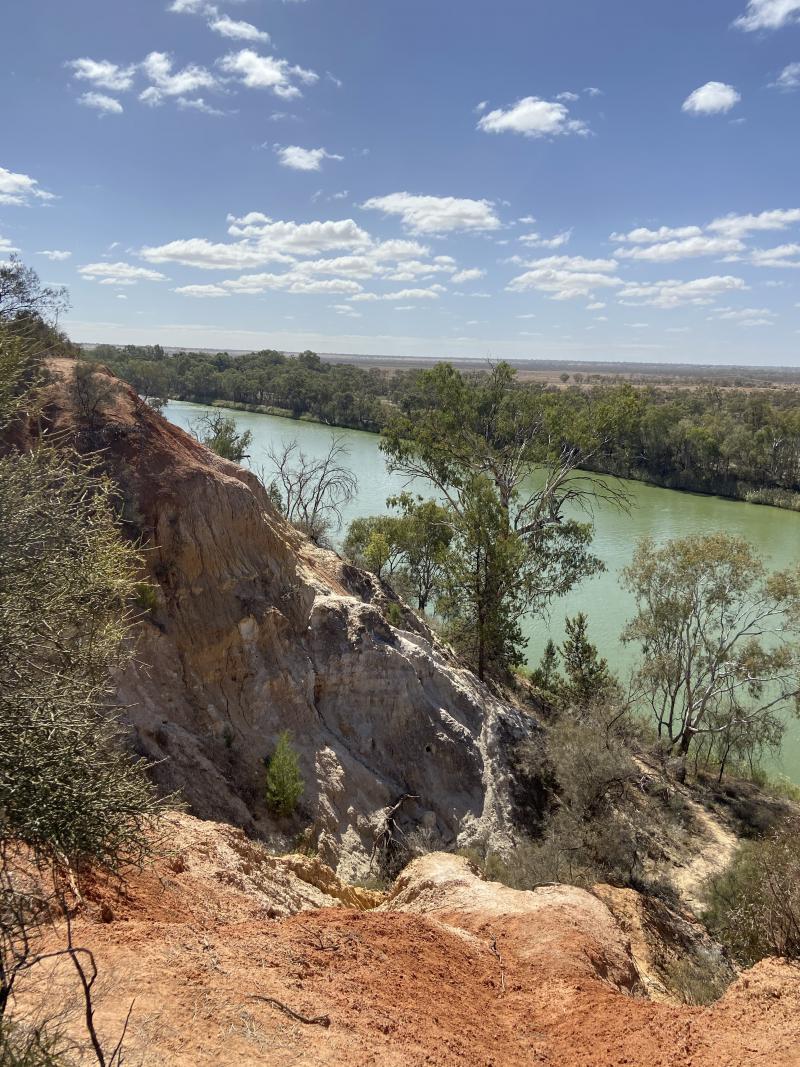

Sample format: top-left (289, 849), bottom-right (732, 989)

top-left (165, 399), bottom-right (800, 782)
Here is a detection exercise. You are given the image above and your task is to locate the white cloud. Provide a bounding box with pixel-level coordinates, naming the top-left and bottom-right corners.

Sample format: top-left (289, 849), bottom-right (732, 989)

top-left (586, 301), bottom-right (606, 310)
top-left (0, 166), bottom-right (55, 206)
top-left (140, 51), bottom-right (218, 105)
top-left (140, 215), bottom-right (373, 269)
top-left (734, 0), bottom-right (800, 31)
top-left (79, 261), bottom-right (167, 284)
top-left (79, 91), bottom-right (123, 115)
top-left (610, 225), bottom-right (703, 243)
top-left (37, 249), bottom-right (71, 261)
top-left (507, 255), bottom-right (621, 300)
top-left (209, 15), bottom-right (269, 42)
top-left (224, 273), bottom-right (363, 295)
top-left (618, 275), bottom-right (747, 309)
top-left (362, 192), bottom-right (501, 234)
top-left (712, 306), bottom-right (775, 320)
top-left (169, 0), bottom-right (212, 12)
top-left (519, 229), bottom-right (572, 249)
top-left (0, 236), bottom-right (19, 255)
top-left (68, 58), bottom-right (136, 92)
top-left (174, 284), bottom-right (230, 297)
top-left (772, 62), bottom-right (800, 89)
top-left (682, 82), bottom-right (741, 115)
top-left (556, 91), bottom-right (579, 102)
top-left (177, 96), bottom-right (225, 115)
top-left (350, 287), bottom-right (444, 302)
top-left (275, 145), bottom-right (343, 171)
top-left (217, 49), bottom-right (318, 99)
top-left (708, 208), bottom-right (800, 238)
top-left (750, 243), bottom-right (800, 267)
top-left (330, 303), bottom-right (362, 317)
top-left (451, 268), bottom-right (485, 284)
top-left (616, 235), bottom-right (744, 262)
top-left (477, 96), bottom-right (588, 138)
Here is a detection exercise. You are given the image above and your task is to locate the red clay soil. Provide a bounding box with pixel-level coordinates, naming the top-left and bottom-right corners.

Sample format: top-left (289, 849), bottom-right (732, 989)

top-left (15, 817), bottom-right (800, 1067)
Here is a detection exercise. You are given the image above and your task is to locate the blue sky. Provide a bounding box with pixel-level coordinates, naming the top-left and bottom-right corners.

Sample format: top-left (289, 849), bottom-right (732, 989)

top-left (2, 0), bottom-right (800, 365)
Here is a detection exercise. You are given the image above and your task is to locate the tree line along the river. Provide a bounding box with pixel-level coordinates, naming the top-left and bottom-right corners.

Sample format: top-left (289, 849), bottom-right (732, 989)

top-left (86, 343), bottom-right (800, 509)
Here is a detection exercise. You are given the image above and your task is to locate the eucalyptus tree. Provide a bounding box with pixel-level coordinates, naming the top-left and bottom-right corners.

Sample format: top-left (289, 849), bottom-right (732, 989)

top-left (623, 533), bottom-right (800, 776)
top-left (380, 361), bottom-right (626, 679)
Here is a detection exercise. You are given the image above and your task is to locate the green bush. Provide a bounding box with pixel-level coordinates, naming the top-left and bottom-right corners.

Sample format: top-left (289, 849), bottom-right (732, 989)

top-left (704, 819), bottom-right (800, 966)
top-left (265, 732), bottom-right (304, 817)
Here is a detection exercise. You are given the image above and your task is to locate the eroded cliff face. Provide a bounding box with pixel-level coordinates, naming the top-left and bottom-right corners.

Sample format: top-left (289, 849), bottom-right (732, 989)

top-left (33, 361), bottom-right (539, 877)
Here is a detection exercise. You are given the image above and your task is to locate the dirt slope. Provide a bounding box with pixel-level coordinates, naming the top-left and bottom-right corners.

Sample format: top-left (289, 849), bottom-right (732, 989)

top-left (16, 814), bottom-right (800, 1067)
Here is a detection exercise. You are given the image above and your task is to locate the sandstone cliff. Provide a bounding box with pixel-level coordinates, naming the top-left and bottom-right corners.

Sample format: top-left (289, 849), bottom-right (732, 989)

top-left (32, 361), bottom-right (539, 878)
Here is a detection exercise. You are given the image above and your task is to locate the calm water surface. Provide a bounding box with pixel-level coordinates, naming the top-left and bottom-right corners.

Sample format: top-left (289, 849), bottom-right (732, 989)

top-left (166, 400), bottom-right (800, 782)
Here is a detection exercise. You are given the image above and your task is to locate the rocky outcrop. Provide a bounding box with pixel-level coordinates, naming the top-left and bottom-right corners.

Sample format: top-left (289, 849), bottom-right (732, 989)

top-left (31, 361), bottom-right (540, 877)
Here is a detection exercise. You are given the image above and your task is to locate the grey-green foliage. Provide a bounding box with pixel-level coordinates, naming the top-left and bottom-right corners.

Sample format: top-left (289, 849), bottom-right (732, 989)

top-left (622, 534), bottom-right (800, 769)
top-left (704, 819), bottom-right (800, 966)
top-left (0, 309), bottom-right (159, 1059)
top-left (265, 732), bottom-right (304, 817)
top-left (0, 445), bottom-right (158, 866)
top-left (191, 411), bottom-right (253, 463)
top-left (0, 1021), bottom-right (72, 1067)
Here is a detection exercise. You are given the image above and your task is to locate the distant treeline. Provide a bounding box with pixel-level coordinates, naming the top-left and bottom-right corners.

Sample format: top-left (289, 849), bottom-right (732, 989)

top-left (85, 344), bottom-right (800, 509)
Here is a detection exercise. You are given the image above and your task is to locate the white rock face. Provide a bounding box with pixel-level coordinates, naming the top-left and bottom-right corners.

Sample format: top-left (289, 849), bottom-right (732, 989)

top-left (52, 365), bottom-right (541, 877)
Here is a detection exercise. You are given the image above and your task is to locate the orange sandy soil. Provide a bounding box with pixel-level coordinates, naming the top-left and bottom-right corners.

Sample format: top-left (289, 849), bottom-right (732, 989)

top-left (14, 815), bottom-right (800, 1067)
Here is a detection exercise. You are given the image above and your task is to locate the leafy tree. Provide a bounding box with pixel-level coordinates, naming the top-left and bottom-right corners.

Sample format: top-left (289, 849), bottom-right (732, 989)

top-left (191, 411), bottom-right (252, 463)
top-left (381, 362), bottom-right (619, 678)
top-left (0, 255), bottom-right (68, 325)
top-left (265, 732), bottom-right (304, 817)
top-left (622, 534), bottom-right (800, 775)
top-left (386, 494), bottom-right (452, 612)
top-left (0, 311), bottom-right (160, 1062)
top-left (530, 639), bottom-right (562, 692)
top-left (560, 612), bottom-right (615, 707)
top-left (344, 495), bottom-right (452, 611)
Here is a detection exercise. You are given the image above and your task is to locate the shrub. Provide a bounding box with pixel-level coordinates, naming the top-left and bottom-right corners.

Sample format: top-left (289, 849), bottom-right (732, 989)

top-left (265, 732), bottom-right (304, 817)
top-left (703, 818), bottom-right (800, 966)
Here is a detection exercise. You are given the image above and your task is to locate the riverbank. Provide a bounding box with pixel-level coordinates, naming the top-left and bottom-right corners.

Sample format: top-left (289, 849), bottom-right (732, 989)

top-left (170, 393), bottom-right (800, 513)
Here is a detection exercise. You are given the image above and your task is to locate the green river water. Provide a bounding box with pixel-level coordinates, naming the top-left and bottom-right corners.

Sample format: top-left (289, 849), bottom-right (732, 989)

top-left (165, 399), bottom-right (800, 783)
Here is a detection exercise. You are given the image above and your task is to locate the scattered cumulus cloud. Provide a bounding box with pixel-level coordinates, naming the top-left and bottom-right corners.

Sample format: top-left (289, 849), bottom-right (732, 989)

top-left (734, 0), bottom-right (800, 31)
top-left (177, 96), bottom-right (225, 115)
top-left (79, 262), bottom-right (167, 284)
top-left (772, 62), bottom-right (800, 90)
top-left (37, 250), bottom-right (71, 261)
top-left (362, 192), bottom-right (501, 234)
top-left (140, 51), bottom-right (219, 105)
top-left (507, 255), bottom-right (621, 300)
top-left (451, 268), bottom-right (485, 284)
top-left (709, 208), bottom-right (800, 239)
top-left (79, 91), bottom-right (123, 115)
top-left (209, 15), bottom-right (269, 42)
top-left (217, 49), bottom-right (318, 98)
top-left (68, 58), bottom-right (136, 91)
top-left (619, 275), bottom-right (747, 309)
top-left (616, 235), bottom-right (743, 262)
top-left (682, 82), bottom-right (741, 115)
top-left (0, 166), bottom-right (55, 206)
top-left (275, 145), bottom-right (343, 171)
top-left (750, 243), bottom-right (800, 268)
top-left (519, 229), bottom-right (572, 249)
top-left (477, 96), bottom-right (589, 138)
